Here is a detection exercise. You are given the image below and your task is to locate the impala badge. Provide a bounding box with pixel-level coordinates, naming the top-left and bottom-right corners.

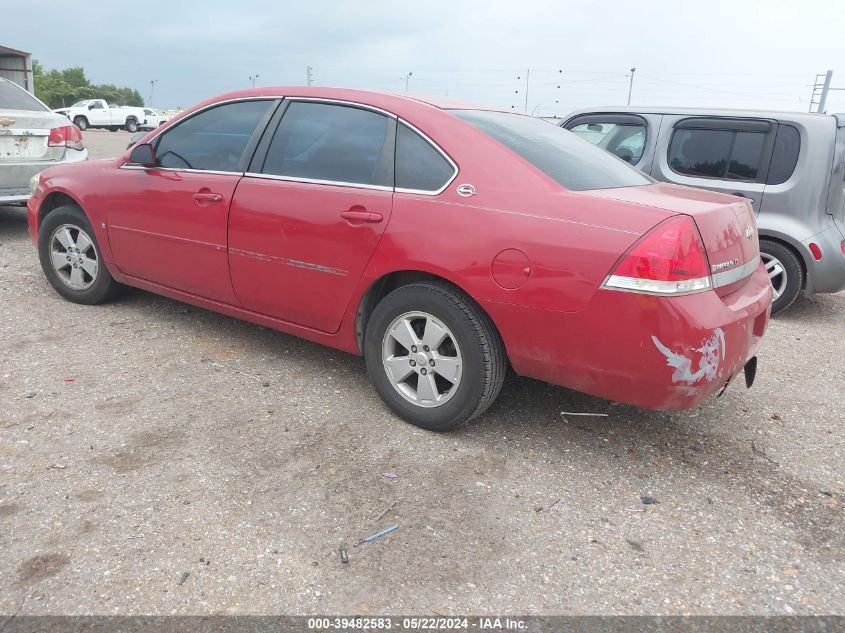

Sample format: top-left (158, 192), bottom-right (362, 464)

top-left (745, 226), bottom-right (753, 239)
top-left (711, 259), bottom-right (739, 272)
top-left (456, 183), bottom-right (476, 197)
top-left (0, 118), bottom-right (14, 127)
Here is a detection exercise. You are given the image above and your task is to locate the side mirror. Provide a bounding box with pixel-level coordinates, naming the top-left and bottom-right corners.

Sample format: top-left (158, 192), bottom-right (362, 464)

top-left (128, 143), bottom-right (156, 167)
top-left (88, 103), bottom-right (97, 110)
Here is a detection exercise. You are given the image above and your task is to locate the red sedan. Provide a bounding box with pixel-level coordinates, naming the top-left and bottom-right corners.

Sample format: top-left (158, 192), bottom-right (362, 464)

top-left (27, 88), bottom-right (772, 430)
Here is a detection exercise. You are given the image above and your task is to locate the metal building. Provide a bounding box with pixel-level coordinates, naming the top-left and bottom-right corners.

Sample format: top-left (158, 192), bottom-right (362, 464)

top-left (0, 45), bottom-right (34, 92)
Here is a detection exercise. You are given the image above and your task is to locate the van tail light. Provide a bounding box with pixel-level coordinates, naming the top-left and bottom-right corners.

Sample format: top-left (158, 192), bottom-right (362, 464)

top-left (603, 215), bottom-right (712, 295)
top-left (48, 124), bottom-right (85, 150)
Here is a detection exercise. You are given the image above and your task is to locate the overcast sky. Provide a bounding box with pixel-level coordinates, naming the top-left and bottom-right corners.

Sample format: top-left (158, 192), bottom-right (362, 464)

top-left (6, 0), bottom-right (845, 115)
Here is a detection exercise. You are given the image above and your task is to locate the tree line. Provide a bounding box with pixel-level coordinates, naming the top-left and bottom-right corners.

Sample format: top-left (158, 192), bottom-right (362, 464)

top-left (33, 61), bottom-right (144, 109)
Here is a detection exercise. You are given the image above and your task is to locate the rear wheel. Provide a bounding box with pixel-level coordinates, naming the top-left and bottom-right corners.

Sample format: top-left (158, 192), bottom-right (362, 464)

top-left (125, 118), bottom-right (139, 133)
top-left (760, 239), bottom-right (802, 315)
top-left (38, 205), bottom-right (123, 305)
top-left (73, 116), bottom-right (88, 131)
top-left (364, 281), bottom-right (506, 431)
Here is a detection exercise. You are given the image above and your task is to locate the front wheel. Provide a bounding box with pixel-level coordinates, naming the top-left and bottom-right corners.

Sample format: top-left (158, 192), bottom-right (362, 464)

top-left (38, 205), bottom-right (123, 305)
top-left (364, 281), bottom-right (506, 431)
top-left (72, 116), bottom-right (88, 131)
top-left (124, 119), bottom-right (139, 133)
top-left (760, 239), bottom-right (803, 315)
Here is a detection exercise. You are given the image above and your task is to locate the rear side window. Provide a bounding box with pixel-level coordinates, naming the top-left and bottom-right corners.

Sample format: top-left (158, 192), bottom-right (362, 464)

top-left (395, 123), bottom-right (455, 192)
top-left (568, 121), bottom-right (646, 164)
top-left (452, 110), bottom-right (650, 191)
top-left (154, 100), bottom-right (272, 171)
top-left (0, 80), bottom-right (48, 111)
top-left (261, 101), bottom-right (393, 187)
top-left (669, 127), bottom-right (766, 181)
top-left (766, 125), bottom-right (800, 185)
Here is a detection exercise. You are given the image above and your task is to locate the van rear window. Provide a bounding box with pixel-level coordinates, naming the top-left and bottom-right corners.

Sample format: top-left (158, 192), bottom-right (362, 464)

top-left (451, 110), bottom-right (651, 191)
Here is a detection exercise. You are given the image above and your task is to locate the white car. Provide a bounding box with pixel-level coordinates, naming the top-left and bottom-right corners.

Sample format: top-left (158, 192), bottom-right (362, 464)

top-left (0, 78), bottom-right (87, 204)
top-left (53, 99), bottom-right (146, 132)
top-left (140, 108), bottom-right (171, 130)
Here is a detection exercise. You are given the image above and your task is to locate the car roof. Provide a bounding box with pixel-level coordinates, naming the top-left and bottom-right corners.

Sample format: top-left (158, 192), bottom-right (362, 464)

top-left (189, 86), bottom-right (504, 115)
top-left (564, 105), bottom-right (841, 124)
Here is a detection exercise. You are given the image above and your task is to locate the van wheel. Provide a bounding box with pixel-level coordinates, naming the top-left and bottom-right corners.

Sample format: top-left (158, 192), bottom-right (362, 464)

top-left (73, 116), bottom-right (88, 131)
top-left (760, 239), bottom-right (802, 315)
top-left (364, 281), bottom-right (506, 431)
top-left (38, 205), bottom-right (123, 305)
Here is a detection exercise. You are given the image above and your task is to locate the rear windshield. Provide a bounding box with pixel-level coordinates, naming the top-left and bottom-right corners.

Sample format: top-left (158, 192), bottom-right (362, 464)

top-left (0, 81), bottom-right (48, 112)
top-left (451, 109), bottom-right (651, 191)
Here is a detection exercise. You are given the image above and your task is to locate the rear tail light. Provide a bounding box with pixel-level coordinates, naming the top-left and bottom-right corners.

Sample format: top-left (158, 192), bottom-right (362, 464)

top-left (841, 240), bottom-right (845, 256)
top-left (48, 124), bottom-right (85, 150)
top-left (603, 215), bottom-right (712, 295)
top-left (808, 242), bottom-right (822, 261)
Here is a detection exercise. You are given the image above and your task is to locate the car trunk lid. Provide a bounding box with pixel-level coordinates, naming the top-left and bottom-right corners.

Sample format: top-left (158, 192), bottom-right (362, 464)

top-left (0, 109), bottom-right (69, 162)
top-left (583, 182), bottom-right (760, 295)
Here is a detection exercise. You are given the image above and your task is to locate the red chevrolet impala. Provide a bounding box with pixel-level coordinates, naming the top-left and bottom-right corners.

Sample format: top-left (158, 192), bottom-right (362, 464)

top-left (27, 88), bottom-right (771, 430)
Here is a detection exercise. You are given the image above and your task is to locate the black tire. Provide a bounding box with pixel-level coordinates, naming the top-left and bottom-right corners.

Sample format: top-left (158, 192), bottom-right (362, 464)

top-left (124, 118), bottom-right (139, 133)
top-left (108, 126), bottom-right (119, 132)
top-left (760, 239), bottom-right (803, 315)
top-left (364, 281), bottom-right (506, 431)
top-left (73, 116), bottom-right (88, 131)
top-left (38, 205), bottom-right (123, 305)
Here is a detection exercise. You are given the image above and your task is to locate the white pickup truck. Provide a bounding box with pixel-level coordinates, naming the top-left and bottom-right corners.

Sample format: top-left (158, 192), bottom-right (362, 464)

top-left (54, 99), bottom-right (147, 133)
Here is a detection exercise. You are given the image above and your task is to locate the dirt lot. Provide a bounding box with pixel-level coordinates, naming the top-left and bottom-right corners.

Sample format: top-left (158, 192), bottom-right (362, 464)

top-left (1, 129), bottom-right (843, 616)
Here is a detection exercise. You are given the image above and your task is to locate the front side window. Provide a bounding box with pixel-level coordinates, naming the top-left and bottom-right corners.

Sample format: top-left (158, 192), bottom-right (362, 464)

top-left (395, 123), bottom-right (455, 192)
top-left (0, 80), bottom-right (47, 111)
top-left (669, 127), bottom-right (766, 182)
top-left (261, 101), bottom-right (392, 187)
top-left (452, 110), bottom-right (650, 191)
top-left (569, 122), bottom-right (646, 164)
top-left (154, 100), bottom-right (272, 171)
top-left (89, 101), bottom-right (103, 109)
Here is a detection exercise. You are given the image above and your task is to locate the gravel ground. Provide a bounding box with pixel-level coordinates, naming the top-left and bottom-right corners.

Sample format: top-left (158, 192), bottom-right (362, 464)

top-left (0, 129), bottom-right (843, 616)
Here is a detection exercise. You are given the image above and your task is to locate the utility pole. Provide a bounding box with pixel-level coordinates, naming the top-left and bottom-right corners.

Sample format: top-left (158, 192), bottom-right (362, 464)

top-left (627, 67), bottom-right (636, 106)
top-left (148, 80), bottom-right (157, 107)
top-left (404, 71), bottom-right (413, 93)
top-left (817, 70), bottom-right (833, 113)
top-left (306, 66), bottom-right (313, 86)
top-left (524, 69), bottom-right (529, 114)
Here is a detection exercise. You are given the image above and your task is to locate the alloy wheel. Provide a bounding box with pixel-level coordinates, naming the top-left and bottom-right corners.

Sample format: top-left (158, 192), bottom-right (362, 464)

top-left (381, 311), bottom-right (462, 408)
top-left (760, 252), bottom-right (787, 301)
top-left (49, 224), bottom-right (99, 290)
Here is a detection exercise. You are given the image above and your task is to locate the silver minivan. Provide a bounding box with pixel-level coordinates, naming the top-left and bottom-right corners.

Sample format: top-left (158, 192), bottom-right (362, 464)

top-left (561, 107), bottom-right (845, 314)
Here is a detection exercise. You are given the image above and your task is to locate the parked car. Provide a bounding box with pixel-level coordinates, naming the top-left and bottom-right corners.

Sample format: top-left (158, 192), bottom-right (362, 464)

top-left (140, 108), bottom-right (171, 130)
top-left (0, 77), bottom-right (87, 204)
top-left (27, 88), bottom-right (771, 430)
top-left (54, 99), bottom-right (146, 132)
top-left (562, 107), bottom-right (845, 313)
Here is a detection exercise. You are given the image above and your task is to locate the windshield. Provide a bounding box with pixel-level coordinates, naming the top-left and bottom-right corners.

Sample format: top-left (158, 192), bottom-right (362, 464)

top-left (0, 80), bottom-right (48, 112)
top-left (70, 100), bottom-right (89, 108)
top-left (451, 109), bottom-right (651, 191)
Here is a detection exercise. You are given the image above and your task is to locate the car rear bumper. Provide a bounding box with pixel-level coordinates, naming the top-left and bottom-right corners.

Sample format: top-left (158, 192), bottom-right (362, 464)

top-left (0, 148), bottom-right (88, 203)
top-left (804, 222), bottom-right (845, 294)
top-left (485, 263), bottom-right (772, 411)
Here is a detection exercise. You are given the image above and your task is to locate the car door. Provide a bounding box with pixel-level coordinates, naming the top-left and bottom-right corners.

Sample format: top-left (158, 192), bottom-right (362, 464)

top-left (228, 100), bottom-right (395, 333)
top-left (106, 98), bottom-right (276, 302)
top-left (87, 100), bottom-right (110, 126)
top-left (651, 116), bottom-right (776, 213)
